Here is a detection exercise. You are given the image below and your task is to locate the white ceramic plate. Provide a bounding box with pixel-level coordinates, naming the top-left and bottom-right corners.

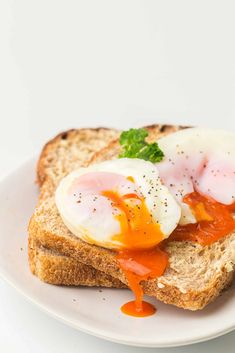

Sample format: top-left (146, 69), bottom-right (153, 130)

top-left (0, 158), bottom-right (234, 348)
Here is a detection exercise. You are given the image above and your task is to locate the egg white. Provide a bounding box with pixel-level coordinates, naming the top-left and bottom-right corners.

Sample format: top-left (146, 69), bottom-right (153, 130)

top-left (157, 128), bottom-right (235, 225)
top-left (55, 158), bottom-right (181, 249)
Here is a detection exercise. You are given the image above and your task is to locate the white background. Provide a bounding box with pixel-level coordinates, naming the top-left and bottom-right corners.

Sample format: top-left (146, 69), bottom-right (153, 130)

top-left (0, 1), bottom-right (235, 352)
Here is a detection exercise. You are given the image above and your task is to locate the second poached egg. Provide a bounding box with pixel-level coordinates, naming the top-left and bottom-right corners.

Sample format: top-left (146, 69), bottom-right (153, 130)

top-left (157, 127), bottom-right (235, 225)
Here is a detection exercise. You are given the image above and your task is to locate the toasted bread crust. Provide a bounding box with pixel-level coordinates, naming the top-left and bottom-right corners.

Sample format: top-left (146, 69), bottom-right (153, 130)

top-left (29, 234), bottom-right (125, 288)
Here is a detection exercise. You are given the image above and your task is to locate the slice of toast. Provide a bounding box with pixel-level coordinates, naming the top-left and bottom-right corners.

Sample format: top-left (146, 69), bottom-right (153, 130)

top-left (29, 234), bottom-right (125, 288)
top-left (29, 125), bottom-right (235, 310)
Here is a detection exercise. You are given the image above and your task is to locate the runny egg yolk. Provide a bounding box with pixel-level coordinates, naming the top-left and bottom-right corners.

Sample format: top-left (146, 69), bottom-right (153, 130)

top-left (102, 186), bottom-right (168, 317)
top-left (170, 191), bottom-right (235, 245)
top-left (102, 190), bottom-right (164, 249)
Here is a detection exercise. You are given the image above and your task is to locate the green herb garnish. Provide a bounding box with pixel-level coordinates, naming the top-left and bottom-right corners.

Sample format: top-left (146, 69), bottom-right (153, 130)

top-left (119, 128), bottom-right (164, 163)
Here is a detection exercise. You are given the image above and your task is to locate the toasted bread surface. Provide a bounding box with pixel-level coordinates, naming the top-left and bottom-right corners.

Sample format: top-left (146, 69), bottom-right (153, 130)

top-left (29, 124), bottom-right (235, 310)
top-left (37, 127), bottom-right (119, 187)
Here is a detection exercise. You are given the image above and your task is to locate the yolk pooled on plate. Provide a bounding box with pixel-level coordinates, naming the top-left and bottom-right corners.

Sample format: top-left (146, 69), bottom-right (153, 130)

top-left (170, 191), bottom-right (235, 245)
top-left (102, 189), bottom-right (168, 317)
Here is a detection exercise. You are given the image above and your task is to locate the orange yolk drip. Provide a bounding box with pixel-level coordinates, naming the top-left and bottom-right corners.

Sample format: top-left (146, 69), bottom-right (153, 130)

top-left (102, 188), bottom-right (168, 317)
top-left (117, 248), bottom-right (168, 316)
top-left (170, 191), bottom-right (235, 245)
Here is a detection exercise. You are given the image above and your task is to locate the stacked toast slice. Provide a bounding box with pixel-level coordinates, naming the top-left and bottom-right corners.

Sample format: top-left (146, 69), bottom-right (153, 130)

top-left (28, 125), bottom-right (235, 310)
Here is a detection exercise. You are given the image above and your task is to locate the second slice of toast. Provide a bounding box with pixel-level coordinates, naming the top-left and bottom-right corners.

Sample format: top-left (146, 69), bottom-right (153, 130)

top-left (29, 234), bottom-right (125, 288)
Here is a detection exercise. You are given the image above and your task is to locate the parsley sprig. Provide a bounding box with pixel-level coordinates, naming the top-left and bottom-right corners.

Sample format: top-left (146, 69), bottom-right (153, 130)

top-left (119, 128), bottom-right (164, 163)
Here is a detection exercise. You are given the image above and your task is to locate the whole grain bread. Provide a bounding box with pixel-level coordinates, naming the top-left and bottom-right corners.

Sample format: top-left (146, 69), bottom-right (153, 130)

top-left (29, 234), bottom-right (125, 288)
top-left (29, 125), bottom-right (235, 310)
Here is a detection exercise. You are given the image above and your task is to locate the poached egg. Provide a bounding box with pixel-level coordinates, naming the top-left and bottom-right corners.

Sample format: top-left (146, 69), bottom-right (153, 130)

top-left (157, 127), bottom-right (235, 224)
top-left (55, 158), bottom-right (181, 249)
